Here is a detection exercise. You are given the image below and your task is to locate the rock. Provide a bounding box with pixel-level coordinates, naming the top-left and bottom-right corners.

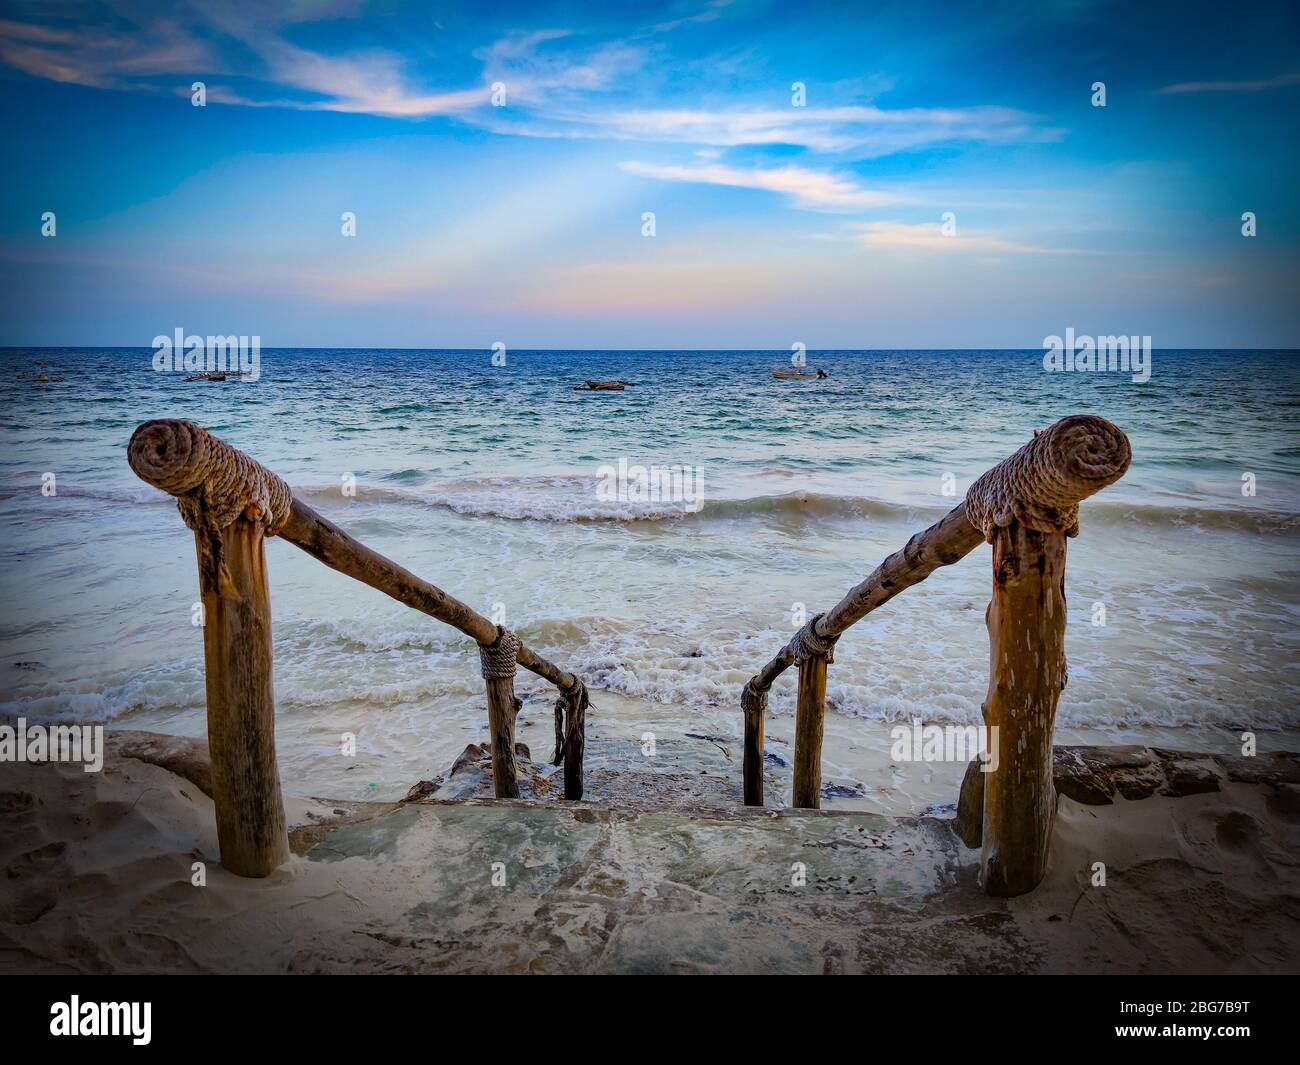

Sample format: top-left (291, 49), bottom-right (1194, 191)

top-left (1222, 751), bottom-right (1300, 787)
top-left (1160, 756), bottom-right (1223, 798)
top-left (1111, 763), bottom-right (1167, 800)
top-left (404, 779), bottom-right (442, 801)
top-left (420, 741), bottom-right (559, 801)
top-left (955, 758), bottom-right (985, 846)
top-left (449, 741), bottom-right (531, 779)
top-left (821, 779), bottom-right (867, 799)
top-left (1052, 747), bottom-right (1115, 805)
top-left (108, 730), bottom-right (213, 797)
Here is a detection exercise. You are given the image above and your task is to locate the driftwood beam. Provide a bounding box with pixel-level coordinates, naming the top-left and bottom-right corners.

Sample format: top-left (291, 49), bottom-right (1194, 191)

top-left (280, 499), bottom-right (580, 692)
top-left (746, 503), bottom-right (985, 697)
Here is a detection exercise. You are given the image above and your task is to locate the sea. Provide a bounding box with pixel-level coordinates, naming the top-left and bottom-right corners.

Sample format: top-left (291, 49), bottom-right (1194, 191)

top-left (2, 347), bottom-right (1297, 810)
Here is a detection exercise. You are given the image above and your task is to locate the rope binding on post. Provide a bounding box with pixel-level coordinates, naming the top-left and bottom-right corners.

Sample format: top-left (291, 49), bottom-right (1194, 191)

top-left (553, 677), bottom-right (589, 766)
top-left (740, 678), bottom-right (769, 718)
top-left (790, 612), bottom-right (838, 664)
top-left (478, 626), bottom-right (521, 679)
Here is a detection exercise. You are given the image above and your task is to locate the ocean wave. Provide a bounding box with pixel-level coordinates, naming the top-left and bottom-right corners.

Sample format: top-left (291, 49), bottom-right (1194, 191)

top-left (8, 475), bottom-right (1296, 534)
top-left (295, 479), bottom-right (1300, 533)
top-left (7, 605), bottom-right (1296, 734)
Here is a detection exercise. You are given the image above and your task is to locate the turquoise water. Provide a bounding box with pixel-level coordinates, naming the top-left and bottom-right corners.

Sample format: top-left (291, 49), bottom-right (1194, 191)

top-left (1, 348), bottom-right (1297, 802)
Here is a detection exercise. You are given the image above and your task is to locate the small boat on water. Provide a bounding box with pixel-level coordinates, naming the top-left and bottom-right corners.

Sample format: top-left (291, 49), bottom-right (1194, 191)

top-left (771, 367), bottom-right (828, 380)
top-left (574, 379), bottom-right (630, 391)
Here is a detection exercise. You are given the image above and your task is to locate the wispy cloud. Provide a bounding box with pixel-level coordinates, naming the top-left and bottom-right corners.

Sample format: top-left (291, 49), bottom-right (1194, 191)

top-left (833, 221), bottom-right (1065, 254)
top-left (513, 103), bottom-right (1050, 156)
top-left (0, 8), bottom-right (1050, 159)
top-left (0, 17), bottom-right (211, 88)
top-left (649, 1), bottom-right (735, 36)
top-left (619, 161), bottom-right (897, 210)
top-left (0, 10), bottom-right (491, 117)
top-left (1157, 71), bottom-right (1300, 94)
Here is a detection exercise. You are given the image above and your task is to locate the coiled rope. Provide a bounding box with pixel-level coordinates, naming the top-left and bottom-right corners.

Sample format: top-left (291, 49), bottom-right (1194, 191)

top-left (964, 414), bottom-right (1131, 542)
top-left (127, 419), bottom-right (292, 536)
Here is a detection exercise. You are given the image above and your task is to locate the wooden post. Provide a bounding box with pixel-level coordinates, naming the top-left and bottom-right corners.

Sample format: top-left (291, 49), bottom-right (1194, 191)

top-left (741, 681), bottom-right (766, 806)
top-left (735, 414), bottom-right (1129, 891)
top-left (979, 522), bottom-right (1068, 896)
top-left (478, 628), bottom-right (523, 799)
top-left (196, 519), bottom-right (289, 877)
top-left (485, 677), bottom-right (521, 799)
top-left (792, 652), bottom-right (829, 808)
top-left (561, 685), bottom-right (586, 800)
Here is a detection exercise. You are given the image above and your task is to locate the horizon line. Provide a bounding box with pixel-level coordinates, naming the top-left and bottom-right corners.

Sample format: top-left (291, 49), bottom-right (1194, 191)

top-left (3, 345), bottom-right (1298, 354)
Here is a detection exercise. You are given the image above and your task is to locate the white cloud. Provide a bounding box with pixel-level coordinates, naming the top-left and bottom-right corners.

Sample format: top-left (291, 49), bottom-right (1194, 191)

top-left (650, 1), bottom-right (735, 35)
top-left (836, 221), bottom-right (1063, 254)
top-left (1158, 72), bottom-right (1300, 94)
top-left (619, 160), bottom-right (896, 210)
top-left (519, 103), bottom-right (1048, 156)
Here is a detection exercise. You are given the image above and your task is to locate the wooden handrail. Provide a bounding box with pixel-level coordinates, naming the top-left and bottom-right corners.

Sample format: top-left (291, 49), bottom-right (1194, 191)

top-left (278, 499), bottom-right (581, 691)
top-left (128, 419), bottom-right (588, 875)
top-left (740, 414), bottom-right (1132, 897)
top-left (742, 503), bottom-right (985, 805)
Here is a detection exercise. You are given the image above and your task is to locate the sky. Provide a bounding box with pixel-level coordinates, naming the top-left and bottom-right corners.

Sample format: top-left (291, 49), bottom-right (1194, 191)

top-left (1, 0), bottom-right (1297, 348)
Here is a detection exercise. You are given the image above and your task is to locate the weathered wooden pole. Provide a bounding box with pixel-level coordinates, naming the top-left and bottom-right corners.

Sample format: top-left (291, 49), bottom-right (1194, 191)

top-left (128, 420), bottom-right (290, 877)
top-left (961, 413), bottom-right (1131, 896)
top-left (196, 516), bottom-right (289, 877)
top-left (978, 524), bottom-right (1066, 893)
top-left (740, 680), bottom-right (767, 805)
top-left (557, 682), bottom-right (587, 800)
top-left (480, 628), bottom-right (522, 799)
top-left (791, 615), bottom-right (836, 808)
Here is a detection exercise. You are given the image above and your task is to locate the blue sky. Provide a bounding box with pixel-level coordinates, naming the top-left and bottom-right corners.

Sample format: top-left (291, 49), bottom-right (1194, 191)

top-left (1, 0), bottom-right (1297, 347)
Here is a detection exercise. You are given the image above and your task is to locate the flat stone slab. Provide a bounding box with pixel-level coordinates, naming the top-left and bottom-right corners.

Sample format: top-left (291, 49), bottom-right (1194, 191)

top-left (307, 800), bottom-right (1031, 974)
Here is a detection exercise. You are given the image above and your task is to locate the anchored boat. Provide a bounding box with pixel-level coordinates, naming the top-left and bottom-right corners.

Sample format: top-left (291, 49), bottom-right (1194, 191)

top-left (771, 367), bottom-right (828, 380)
top-left (574, 379), bottom-right (628, 391)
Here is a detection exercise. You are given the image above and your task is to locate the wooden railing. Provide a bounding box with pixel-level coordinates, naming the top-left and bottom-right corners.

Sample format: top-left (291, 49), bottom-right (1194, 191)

top-left (128, 419), bottom-right (589, 878)
top-left (740, 414), bottom-right (1132, 897)
top-left (129, 413), bottom-right (1132, 896)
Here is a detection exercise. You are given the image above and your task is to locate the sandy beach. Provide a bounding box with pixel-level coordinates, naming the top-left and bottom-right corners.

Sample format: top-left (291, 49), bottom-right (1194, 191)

top-left (3, 726), bottom-right (1297, 975)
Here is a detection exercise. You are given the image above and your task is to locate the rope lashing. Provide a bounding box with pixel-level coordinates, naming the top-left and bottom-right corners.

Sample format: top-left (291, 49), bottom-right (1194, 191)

top-left (791, 612), bottom-right (838, 664)
top-left (553, 678), bottom-right (589, 765)
top-left (740, 678), bottom-right (768, 719)
top-left (478, 627), bottom-right (521, 680)
top-left (964, 414), bottom-right (1132, 542)
top-left (127, 419), bottom-right (292, 536)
